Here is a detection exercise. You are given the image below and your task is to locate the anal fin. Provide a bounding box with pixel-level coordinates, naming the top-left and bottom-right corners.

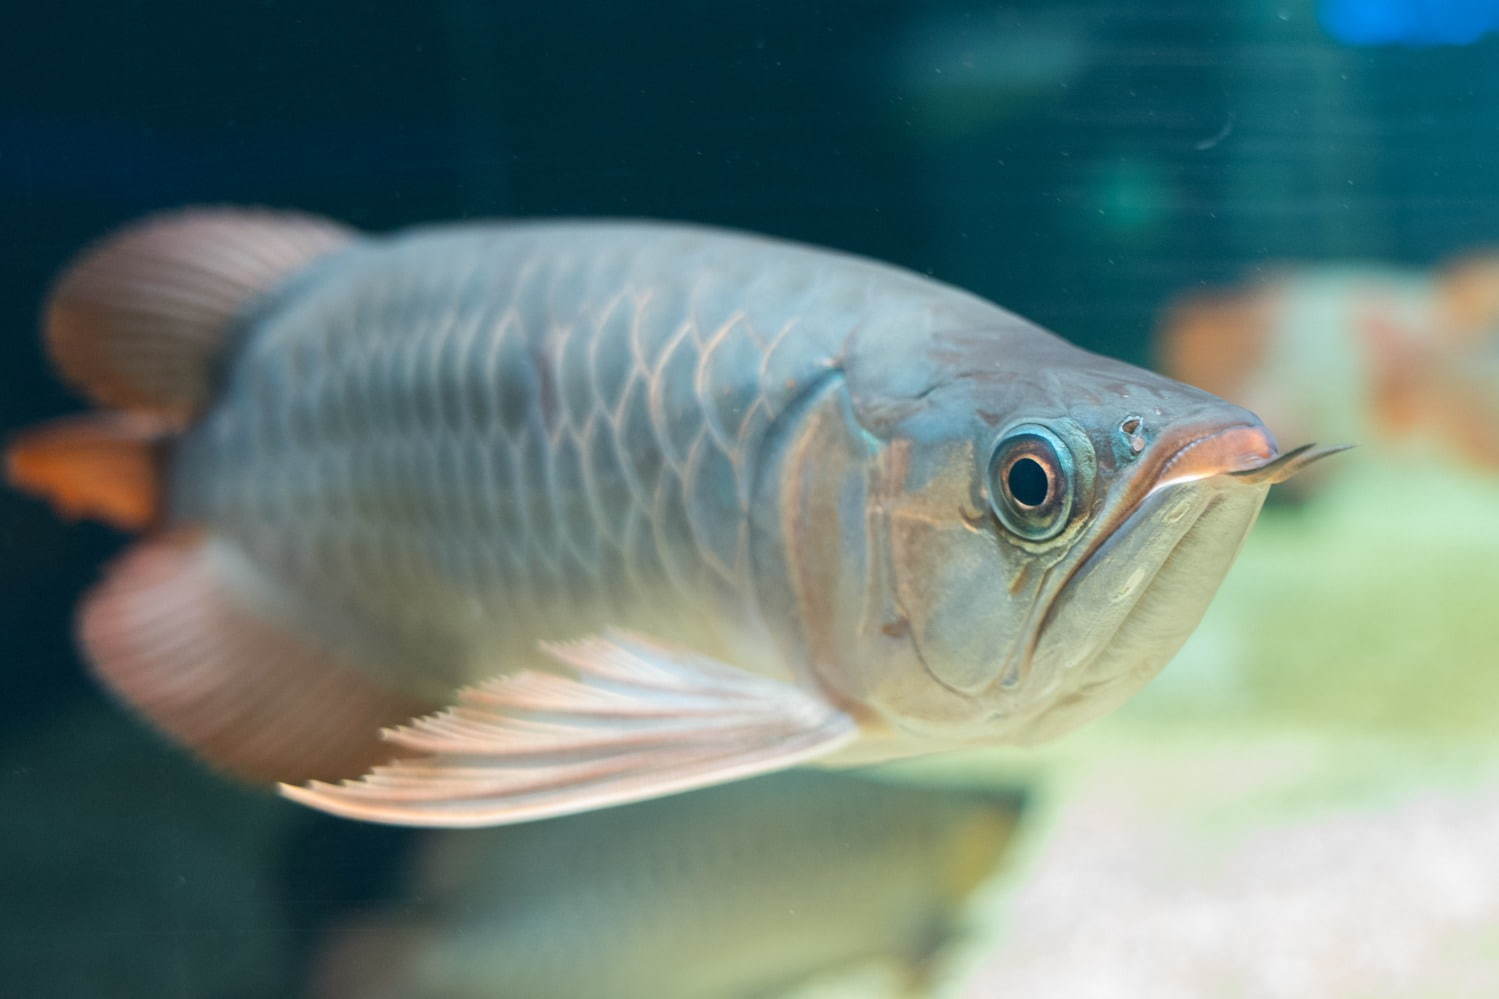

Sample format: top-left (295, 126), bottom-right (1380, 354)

top-left (281, 632), bottom-right (859, 828)
top-left (81, 531), bottom-right (430, 784)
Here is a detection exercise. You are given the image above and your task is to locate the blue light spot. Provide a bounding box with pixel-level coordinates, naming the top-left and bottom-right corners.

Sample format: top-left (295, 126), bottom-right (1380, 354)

top-left (1320, 0), bottom-right (1499, 46)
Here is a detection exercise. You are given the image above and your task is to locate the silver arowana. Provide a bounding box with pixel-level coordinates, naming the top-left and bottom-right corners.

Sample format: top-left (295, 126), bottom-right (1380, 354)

top-left (312, 771), bottom-right (1027, 999)
top-left (8, 210), bottom-right (1338, 826)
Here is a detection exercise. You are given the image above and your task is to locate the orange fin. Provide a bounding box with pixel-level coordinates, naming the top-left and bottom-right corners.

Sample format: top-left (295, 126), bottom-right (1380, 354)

top-left (1156, 287), bottom-right (1273, 401)
top-left (46, 207), bottom-right (354, 424)
top-left (81, 530), bottom-right (430, 784)
top-left (281, 632), bottom-right (860, 828)
top-left (6, 412), bottom-right (169, 530)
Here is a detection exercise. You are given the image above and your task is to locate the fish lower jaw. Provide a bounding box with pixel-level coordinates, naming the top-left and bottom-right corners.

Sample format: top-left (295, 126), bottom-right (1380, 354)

top-left (995, 483), bottom-right (1267, 744)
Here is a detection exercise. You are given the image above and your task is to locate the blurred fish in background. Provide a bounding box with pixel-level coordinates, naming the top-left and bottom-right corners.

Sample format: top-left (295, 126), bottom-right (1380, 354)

top-left (1158, 254), bottom-right (1499, 487)
top-left (310, 771), bottom-right (1029, 999)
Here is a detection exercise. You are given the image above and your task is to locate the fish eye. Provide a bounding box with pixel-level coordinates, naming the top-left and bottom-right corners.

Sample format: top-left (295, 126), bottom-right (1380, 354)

top-left (987, 424), bottom-right (1075, 542)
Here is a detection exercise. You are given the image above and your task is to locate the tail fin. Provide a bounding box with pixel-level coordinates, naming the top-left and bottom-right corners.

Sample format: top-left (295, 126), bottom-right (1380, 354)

top-left (10, 207), bottom-right (355, 529)
top-left (6, 412), bottom-right (169, 530)
top-left (45, 206), bottom-right (354, 426)
top-left (8, 210), bottom-right (425, 785)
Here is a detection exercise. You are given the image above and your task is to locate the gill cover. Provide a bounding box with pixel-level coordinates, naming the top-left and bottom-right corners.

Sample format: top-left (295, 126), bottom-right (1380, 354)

top-left (884, 413), bottom-right (1100, 706)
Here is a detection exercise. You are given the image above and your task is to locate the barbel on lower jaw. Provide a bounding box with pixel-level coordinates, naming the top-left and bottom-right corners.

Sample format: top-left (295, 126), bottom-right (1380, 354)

top-left (1229, 442), bottom-right (1355, 485)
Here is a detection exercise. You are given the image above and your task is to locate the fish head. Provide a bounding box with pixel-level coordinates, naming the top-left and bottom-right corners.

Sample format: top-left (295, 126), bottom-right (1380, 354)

top-left (835, 327), bottom-right (1329, 744)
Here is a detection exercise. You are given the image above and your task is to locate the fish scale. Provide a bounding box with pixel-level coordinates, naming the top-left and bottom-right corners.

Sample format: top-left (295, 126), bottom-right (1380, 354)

top-left (168, 224), bottom-right (940, 691)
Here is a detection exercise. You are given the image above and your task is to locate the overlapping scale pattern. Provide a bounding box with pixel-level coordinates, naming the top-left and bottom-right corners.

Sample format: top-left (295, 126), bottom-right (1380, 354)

top-left (169, 224), bottom-right (939, 687)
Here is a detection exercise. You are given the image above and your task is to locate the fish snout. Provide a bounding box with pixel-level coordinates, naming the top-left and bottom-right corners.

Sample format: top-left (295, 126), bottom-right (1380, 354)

top-left (1148, 414), bottom-right (1350, 489)
top-left (1150, 421), bottom-right (1279, 492)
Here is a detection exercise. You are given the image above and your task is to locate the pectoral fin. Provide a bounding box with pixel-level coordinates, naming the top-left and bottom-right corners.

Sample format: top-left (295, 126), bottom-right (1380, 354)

top-left (280, 632), bottom-right (859, 827)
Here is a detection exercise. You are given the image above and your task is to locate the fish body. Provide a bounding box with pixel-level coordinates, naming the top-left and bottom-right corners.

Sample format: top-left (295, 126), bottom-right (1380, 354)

top-left (311, 771), bottom-right (1026, 999)
top-left (167, 222), bottom-right (1000, 701)
top-left (9, 210), bottom-right (1327, 825)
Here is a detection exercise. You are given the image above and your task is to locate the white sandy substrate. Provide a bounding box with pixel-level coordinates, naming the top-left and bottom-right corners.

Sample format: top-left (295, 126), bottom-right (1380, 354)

top-left (947, 732), bottom-right (1499, 998)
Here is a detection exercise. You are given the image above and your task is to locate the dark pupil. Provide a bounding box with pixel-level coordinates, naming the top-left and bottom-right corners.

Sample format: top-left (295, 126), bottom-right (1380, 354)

top-left (1007, 457), bottom-right (1049, 508)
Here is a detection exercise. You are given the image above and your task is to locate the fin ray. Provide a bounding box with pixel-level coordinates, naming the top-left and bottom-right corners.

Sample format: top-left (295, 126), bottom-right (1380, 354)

top-left (281, 632), bottom-right (858, 827)
top-left (45, 207), bottom-right (353, 422)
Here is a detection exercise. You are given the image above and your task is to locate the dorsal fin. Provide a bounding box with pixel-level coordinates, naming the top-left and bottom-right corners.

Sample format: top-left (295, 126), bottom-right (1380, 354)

top-left (45, 207), bottom-right (355, 425)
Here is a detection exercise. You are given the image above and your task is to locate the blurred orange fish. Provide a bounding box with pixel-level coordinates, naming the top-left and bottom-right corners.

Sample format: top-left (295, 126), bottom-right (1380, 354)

top-left (1159, 255), bottom-right (1499, 481)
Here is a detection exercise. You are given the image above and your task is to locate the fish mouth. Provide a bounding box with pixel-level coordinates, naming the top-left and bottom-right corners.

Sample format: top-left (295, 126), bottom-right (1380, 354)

top-left (1076, 418), bottom-right (1280, 565)
top-left (1011, 482), bottom-right (1265, 742)
top-left (1148, 422), bottom-right (1279, 491)
top-left (993, 420), bottom-right (1283, 700)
